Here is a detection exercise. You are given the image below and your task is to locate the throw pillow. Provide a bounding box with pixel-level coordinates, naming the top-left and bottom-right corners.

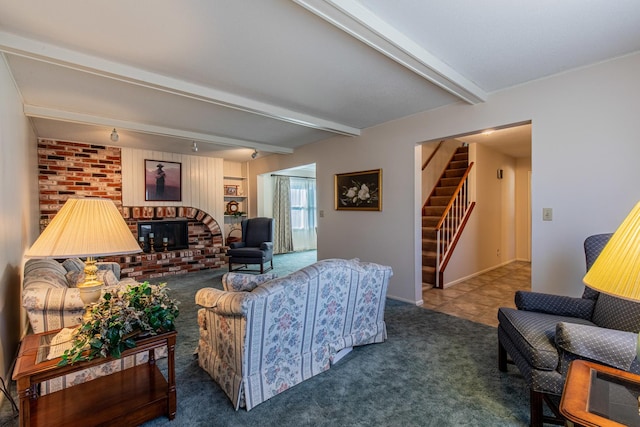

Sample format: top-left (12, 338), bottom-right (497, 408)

top-left (62, 258), bottom-right (85, 272)
top-left (222, 272), bottom-right (278, 292)
top-left (66, 269), bottom-right (119, 288)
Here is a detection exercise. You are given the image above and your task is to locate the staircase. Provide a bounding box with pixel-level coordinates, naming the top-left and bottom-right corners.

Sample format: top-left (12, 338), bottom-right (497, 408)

top-left (422, 146), bottom-right (469, 288)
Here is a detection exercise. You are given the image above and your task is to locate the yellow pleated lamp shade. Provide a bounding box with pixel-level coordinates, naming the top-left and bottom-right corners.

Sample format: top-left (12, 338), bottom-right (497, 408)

top-left (583, 201), bottom-right (640, 301)
top-left (26, 198), bottom-right (142, 258)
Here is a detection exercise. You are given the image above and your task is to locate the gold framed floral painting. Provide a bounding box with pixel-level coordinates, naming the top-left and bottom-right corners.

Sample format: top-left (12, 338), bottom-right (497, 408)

top-left (335, 169), bottom-right (382, 211)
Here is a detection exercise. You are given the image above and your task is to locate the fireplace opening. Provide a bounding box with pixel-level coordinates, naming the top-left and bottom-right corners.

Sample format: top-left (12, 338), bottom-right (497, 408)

top-left (138, 220), bottom-right (189, 252)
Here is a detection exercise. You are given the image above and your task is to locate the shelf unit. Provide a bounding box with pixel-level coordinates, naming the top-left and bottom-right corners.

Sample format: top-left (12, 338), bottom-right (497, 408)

top-left (223, 176), bottom-right (247, 214)
top-left (223, 161), bottom-right (248, 243)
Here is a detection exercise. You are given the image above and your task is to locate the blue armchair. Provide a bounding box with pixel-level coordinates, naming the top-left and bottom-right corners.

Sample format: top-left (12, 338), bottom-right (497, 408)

top-left (227, 217), bottom-right (274, 274)
top-left (498, 234), bottom-right (640, 426)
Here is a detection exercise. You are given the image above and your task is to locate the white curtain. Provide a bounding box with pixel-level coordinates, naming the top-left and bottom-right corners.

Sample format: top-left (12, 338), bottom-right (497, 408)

top-left (290, 177), bottom-right (317, 251)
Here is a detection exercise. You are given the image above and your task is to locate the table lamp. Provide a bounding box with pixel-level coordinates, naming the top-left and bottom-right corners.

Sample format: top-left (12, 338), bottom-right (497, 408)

top-left (583, 200), bottom-right (640, 357)
top-left (25, 197), bottom-right (142, 307)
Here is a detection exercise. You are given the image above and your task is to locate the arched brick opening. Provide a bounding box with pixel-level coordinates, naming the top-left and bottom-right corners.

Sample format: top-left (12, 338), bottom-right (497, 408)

top-left (103, 206), bottom-right (225, 280)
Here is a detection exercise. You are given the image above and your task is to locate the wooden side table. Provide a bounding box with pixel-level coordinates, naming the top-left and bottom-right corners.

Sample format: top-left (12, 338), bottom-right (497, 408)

top-left (560, 360), bottom-right (640, 427)
top-left (12, 329), bottom-right (177, 427)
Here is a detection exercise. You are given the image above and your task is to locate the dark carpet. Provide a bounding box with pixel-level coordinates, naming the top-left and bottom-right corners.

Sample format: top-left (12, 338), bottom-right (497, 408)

top-left (1, 251), bottom-right (531, 426)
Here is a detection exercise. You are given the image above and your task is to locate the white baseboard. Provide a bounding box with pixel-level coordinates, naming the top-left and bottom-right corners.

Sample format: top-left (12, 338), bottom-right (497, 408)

top-left (387, 295), bottom-right (423, 306)
top-left (442, 259), bottom-right (525, 289)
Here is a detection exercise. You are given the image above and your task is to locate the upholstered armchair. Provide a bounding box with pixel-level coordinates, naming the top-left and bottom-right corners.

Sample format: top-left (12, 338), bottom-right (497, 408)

top-left (498, 234), bottom-right (640, 426)
top-left (227, 217), bottom-right (274, 273)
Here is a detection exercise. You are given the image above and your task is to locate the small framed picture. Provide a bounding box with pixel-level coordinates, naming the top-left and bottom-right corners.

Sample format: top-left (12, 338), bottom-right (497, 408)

top-left (224, 185), bottom-right (238, 196)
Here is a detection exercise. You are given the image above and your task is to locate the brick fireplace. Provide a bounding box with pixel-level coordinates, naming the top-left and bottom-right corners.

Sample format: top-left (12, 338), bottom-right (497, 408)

top-left (37, 139), bottom-right (226, 280)
top-left (103, 206), bottom-right (224, 280)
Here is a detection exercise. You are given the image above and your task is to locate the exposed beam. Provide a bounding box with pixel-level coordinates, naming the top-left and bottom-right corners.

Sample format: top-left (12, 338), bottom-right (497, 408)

top-left (24, 105), bottom-right (294, 154)
top-left (293, 0), bottom-right (487, 104)
top-left (0, 31), bottom-right (360, 137)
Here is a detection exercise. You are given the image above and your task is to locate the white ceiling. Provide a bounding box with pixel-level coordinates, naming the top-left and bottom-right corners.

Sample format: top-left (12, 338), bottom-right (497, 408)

top-left (1, 1), bottom-right (639, 161)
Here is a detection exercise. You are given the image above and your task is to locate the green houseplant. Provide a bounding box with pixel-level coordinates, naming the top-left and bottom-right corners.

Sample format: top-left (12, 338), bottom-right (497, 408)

top-left (59, 281), bottom-right (179, 366)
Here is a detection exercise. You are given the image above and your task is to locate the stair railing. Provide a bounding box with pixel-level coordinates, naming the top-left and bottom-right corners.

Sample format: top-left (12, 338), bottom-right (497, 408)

top-left (435, 162), bottom-right (475, 288)
top-left (422, 139), bottom-right (444, 171)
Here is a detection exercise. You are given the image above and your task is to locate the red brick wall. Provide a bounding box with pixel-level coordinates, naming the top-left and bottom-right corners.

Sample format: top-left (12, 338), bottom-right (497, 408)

top-left (37, 139), bottom-right (225, 279)
top-left (38, 139), bottom-right (122, 229)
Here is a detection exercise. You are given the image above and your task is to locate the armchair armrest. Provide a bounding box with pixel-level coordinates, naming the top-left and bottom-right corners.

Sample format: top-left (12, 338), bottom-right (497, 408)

top-left (23, 288), bottom-right (85, 311)
top-left (260, 242), bottom-right (274, 251)
top-left (222, 272), bottom-right (278, 292)
top-left (515, 291), bottom-right (595, 320)
top-left (229, 242), bottom-right (246, 249)
top-left (556, 322), bottom-right (638, 370)
top-left (195, 287), bottom-right (252, 315)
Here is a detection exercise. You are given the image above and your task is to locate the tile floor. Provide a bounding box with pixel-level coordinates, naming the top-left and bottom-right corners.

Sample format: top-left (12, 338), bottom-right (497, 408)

top-left (422, 261), bottom-right (531, 327)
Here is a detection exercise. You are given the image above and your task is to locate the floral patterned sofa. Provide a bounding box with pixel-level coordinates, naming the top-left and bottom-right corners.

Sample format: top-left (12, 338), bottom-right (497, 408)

top-left (195, 258), bottom-right (393, 410)
top-left (22, 258), bottom-right (143, 394)
top-left (22, 258), bottom-right (135, 333)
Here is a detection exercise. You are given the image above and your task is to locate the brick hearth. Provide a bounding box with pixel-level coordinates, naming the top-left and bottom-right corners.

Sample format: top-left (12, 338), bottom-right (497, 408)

top-left (104, 205), bottom-right (225, 280)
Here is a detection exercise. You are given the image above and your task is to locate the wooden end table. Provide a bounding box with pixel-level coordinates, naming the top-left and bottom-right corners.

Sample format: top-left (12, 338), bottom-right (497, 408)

top-left (560, 359), bottom-right (640, 427)
top-left (12, 328), bottom-right (177, 427)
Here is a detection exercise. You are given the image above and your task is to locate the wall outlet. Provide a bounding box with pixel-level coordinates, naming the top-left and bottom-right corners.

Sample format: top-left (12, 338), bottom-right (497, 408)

top-left (543, 208), bottom-right (553, 221)
top-left (497, 248), bottom-right (501, 257)
top-left (319, 210), bottom-right (324, 218)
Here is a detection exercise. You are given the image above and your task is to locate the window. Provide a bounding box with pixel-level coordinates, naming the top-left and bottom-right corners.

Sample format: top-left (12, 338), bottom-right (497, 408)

top-left (290, 177), bottom-right (317, 250)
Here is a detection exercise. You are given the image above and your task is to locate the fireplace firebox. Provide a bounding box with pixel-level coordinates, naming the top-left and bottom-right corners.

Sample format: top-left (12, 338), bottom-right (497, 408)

top-left (138, 220), bottom-right (189, 252)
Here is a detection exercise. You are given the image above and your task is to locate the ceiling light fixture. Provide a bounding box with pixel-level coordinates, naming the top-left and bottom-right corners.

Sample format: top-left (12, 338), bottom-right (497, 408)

top-left (192, 141), bottom-right (198, 152)
top-left (251, 149), bottom-right (258, 159)
top-left (482, 129), bottom-right (495, 136)
top-left (110, 128), bottom-right (119, 142)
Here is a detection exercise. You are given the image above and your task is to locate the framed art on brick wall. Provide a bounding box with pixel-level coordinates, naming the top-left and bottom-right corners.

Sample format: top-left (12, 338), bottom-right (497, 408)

top-left (335, 169), bottom-right (382, 211)
top-left (145, 160), bottom-right (182, 201)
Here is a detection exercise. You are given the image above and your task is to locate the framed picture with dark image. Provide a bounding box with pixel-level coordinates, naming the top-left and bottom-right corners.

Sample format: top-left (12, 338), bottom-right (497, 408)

top-left (145, 160), bottom-right (182, 201)
top-left (335, 169), bottom-right (382, 211)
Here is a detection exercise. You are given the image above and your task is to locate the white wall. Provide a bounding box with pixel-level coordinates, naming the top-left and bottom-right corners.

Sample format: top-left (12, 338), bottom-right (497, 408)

top-left (247, 52), bottom-right (640, 303)
top-left (515, 157), bottom-right (532, 261)
top-left (121, 148), bottom-right (225, 227)
top-left (421, 138), bottom-right (461, 204)
top-left (0, 55), bottom-right (39, 382)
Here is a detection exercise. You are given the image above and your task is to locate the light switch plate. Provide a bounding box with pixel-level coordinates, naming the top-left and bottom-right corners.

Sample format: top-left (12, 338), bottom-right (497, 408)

top-left (543, 208), bottom-right (553, 221)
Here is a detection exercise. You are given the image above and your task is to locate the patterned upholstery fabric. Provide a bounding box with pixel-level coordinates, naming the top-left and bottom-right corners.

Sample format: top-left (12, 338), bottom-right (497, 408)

top-left (40, 351), bottom-right (155, 395)
top-left (227, 217), bottom-right (274, 273)
top-left (61, 257), bottom-right (85, 273)
top-left (498, 326), bottom-right (565, 394)
top-left (222, 272), bottom-right (278, 292)
top-left (65, 269), bottom-right (119, 288)
top-left (498, 308), bottom-right (594, 371)
top-left (195, 258), bottom-right (393, 410)
top-left (515, 291), bottom-right (595, 320)
top-left (498, 233), bottom-right (640, 426)
top-left (592, 294), bottom-right (640, 332)
top-left (555, 322), bottom-right (638, 371)
top-left (23, 259), bottom-right (126, 333)
top-left (21, 258), bottom-right (168, 395)
top-left (582, 233), bottom-right (612, 300)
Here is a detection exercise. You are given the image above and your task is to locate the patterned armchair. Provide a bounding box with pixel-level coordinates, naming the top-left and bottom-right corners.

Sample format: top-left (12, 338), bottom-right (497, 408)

top-left (195, 258), bottom-right (392, 410)
top-left (498, 234), bottom-right (640, 426)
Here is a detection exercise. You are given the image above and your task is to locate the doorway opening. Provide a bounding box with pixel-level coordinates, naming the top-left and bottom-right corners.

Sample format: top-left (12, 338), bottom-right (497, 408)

top-left (417, 122), bottom-right (532, 326)
top-left (257, 164), bottom-right (318, 256)
top-left (419, 121), bottom-right (532, 324)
